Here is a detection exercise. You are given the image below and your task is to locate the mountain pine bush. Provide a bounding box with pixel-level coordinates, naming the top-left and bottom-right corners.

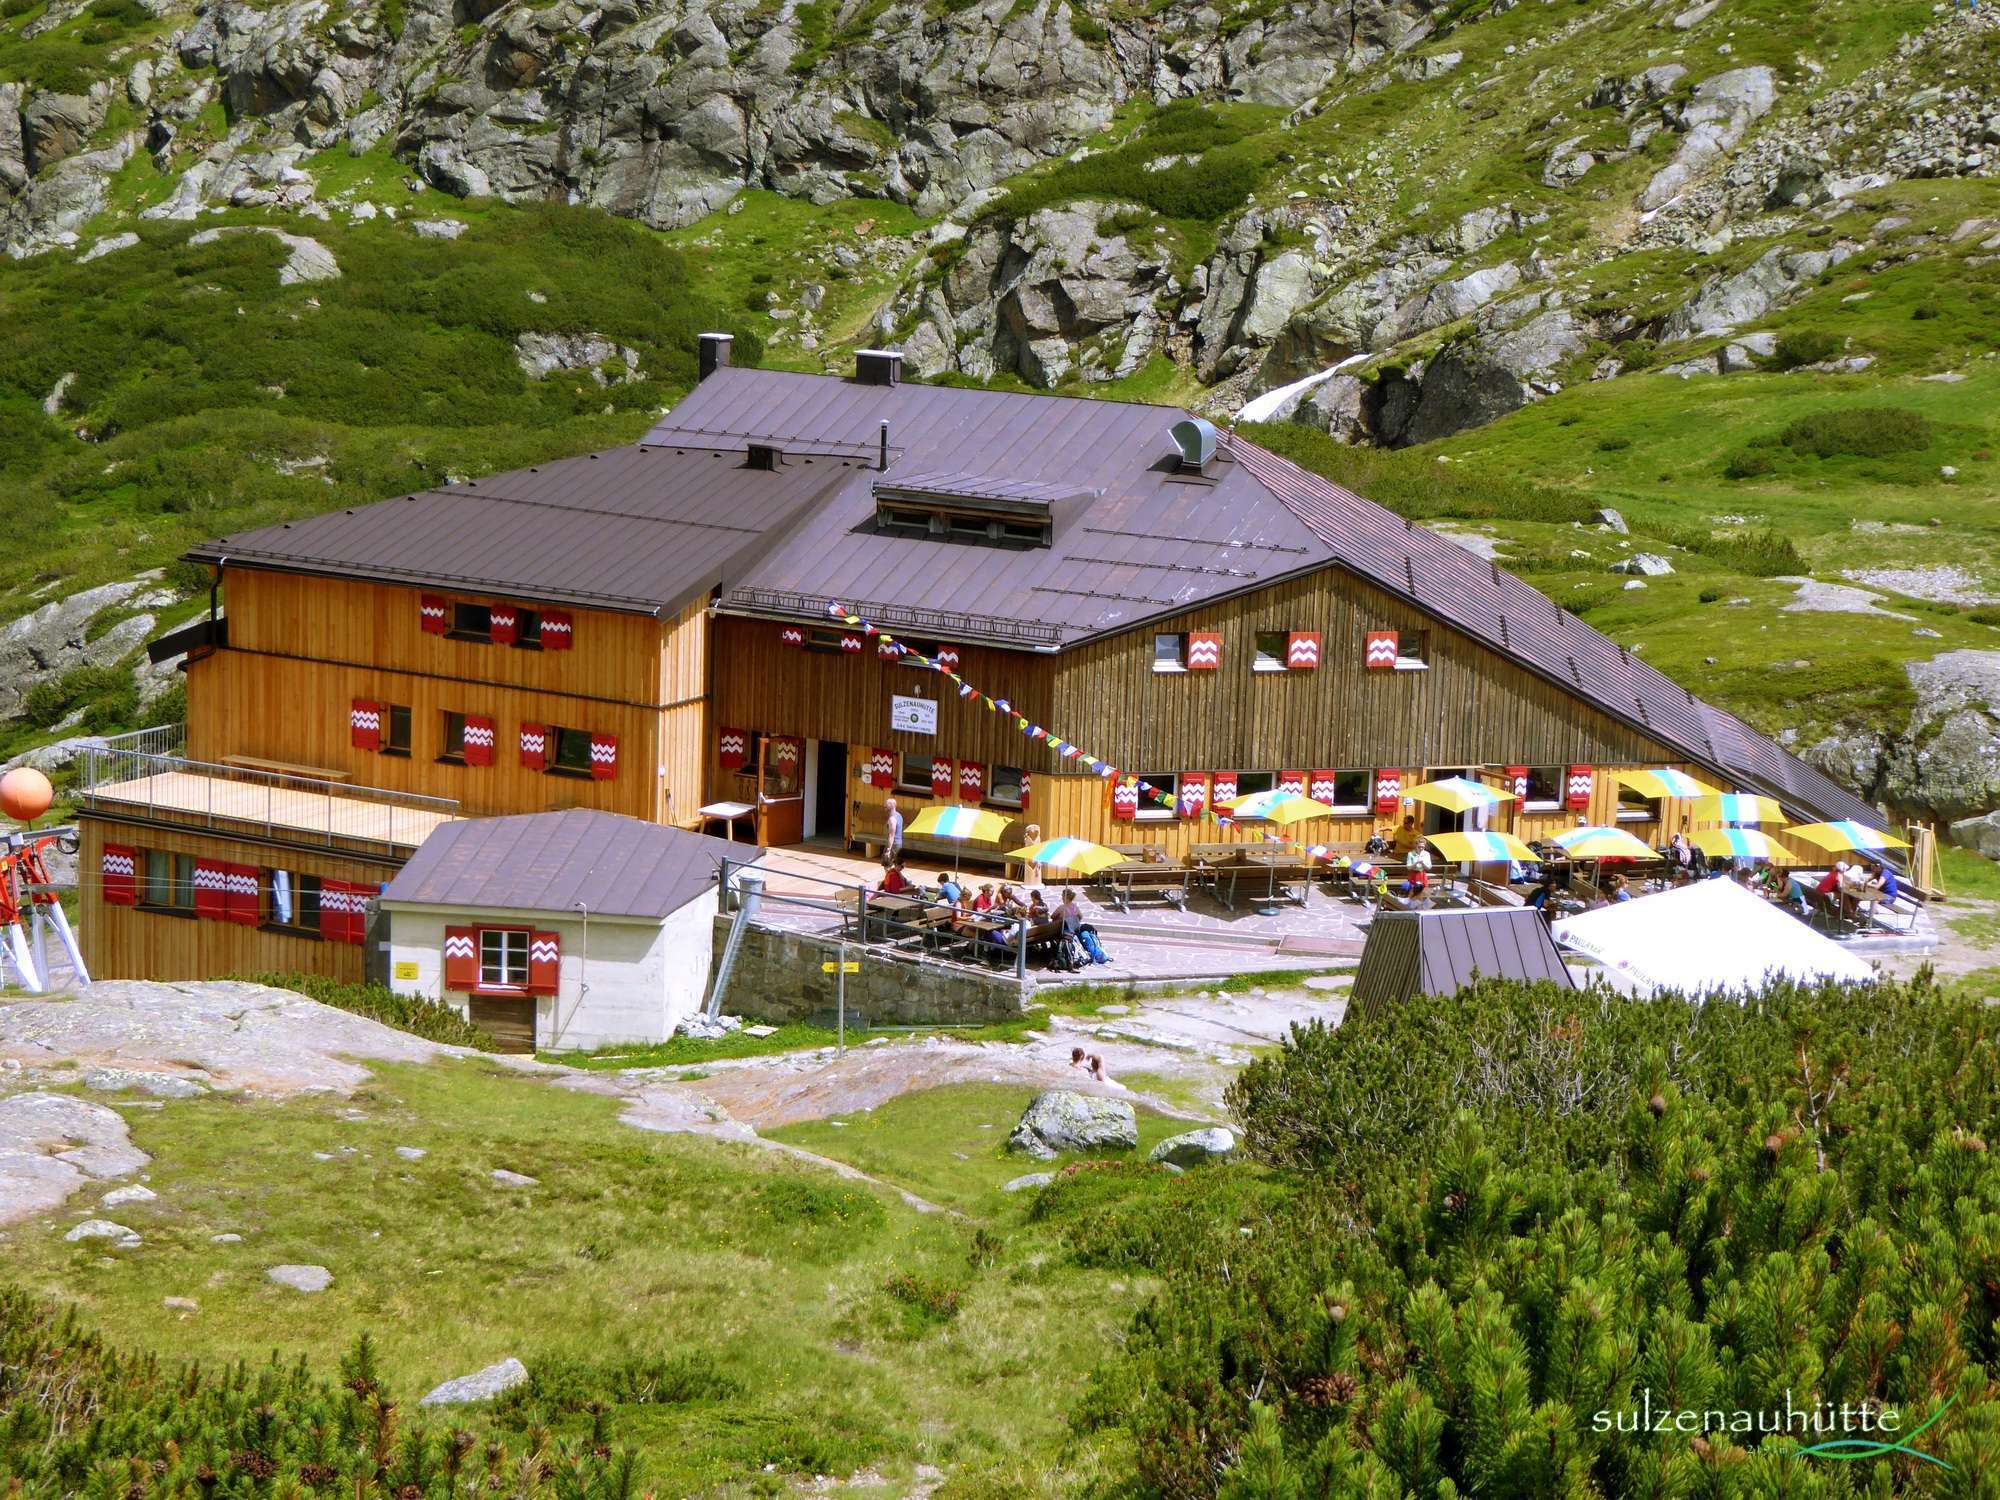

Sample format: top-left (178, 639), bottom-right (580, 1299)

top-left (1070, 976), bottom-right (2000, 1495)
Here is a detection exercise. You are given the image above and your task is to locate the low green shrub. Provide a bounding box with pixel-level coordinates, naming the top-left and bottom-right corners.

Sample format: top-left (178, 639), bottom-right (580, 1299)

top-left (1665, 525), bottom-right (1802, 576)
top-left (1722, 448), bottom-right (1773, 479)
top-left (881, 1271), bottom-right (963, 1325)
top-left (245, 972), bottom-right (500, 1048)
top-left (1770, 328), bottom-right (1839, 369)
top-left (493, 1351), bottom-right (737, 1424)
top-left (984, 102), bottom-right (1274, 226)
top-left (1779, 405), bottom-right (1933, 459)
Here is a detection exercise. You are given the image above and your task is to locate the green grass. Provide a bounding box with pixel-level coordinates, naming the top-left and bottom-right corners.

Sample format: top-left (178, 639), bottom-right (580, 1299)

top-left (548, 1020), bottom-right (860, 1068)
top-left (1, 1060), bottom-right (1158, 1491)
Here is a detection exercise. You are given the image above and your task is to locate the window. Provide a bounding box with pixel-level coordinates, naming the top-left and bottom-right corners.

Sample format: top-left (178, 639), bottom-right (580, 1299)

top-left (1153, 633), bottom-right (1186, 673)
top-left (872, 500), bottom-right (1052, 549)
top-left (1235, 771), bottom-right (1276, 798)
top-left (140, 850), bottom-right (194, 912)
top-left (1396, 631), bottom-right (1431, 670)
top-left (734, 730), bottom-right (766, 779)
top-left (988, 765), bottom-right (1025, 808)
top-left (514, 609), bottom-right (542, 648)
top-left (898, 752), bottom-right (933, 792)
top-left (806, 627), bottom-right (847, 654)
top-left (264, 870), bottom-right (321, 935)
top-left (1253, 632), bottom-right (1290, 673)
top-left (1524, 766), bottom-right (1564, 810)
top-left (1328, 770), bottom-right (1370, 812)
top-left (897, 637), bottom-right (941, 667)
top-left (449, 602), bottom-right (492, 641)
top-left (1134, 772), bottom-right (1176, 822)
top-left (381, 704), bottom-right (412, 757)
top-left (440, 711), bottom-right (468, 763)
top-left (1617, 784), bottom-right (1661, 823)
top-left (551, 726), bottom-right (595, 776)
top-left (480, 928), bottom-right (529, 988)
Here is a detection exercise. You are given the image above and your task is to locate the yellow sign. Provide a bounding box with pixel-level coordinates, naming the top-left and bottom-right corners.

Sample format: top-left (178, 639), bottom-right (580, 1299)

top-left (820, 961), bottom-right (860, 974)
top-left (393, 961), bottom-right (419, 981)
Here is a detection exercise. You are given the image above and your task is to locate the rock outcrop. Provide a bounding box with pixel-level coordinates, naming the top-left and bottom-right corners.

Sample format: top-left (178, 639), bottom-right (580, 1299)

top-left (1006, 1090), bottom-right (1138, 1159)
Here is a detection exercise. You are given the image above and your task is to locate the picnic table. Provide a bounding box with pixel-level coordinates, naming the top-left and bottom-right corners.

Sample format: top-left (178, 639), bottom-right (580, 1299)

top-left (1104, 859), bottom-right (1190, 913)
top-left (1214, 852), bottom-right (1316, 911)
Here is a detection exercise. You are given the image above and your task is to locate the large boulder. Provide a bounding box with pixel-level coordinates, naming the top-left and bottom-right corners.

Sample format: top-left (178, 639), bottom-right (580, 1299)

top-left (420, 1358), bottom-right (528, 1405)
top-left (1882, 651), bottom-right (2000, 822)
top-left (0, 578), bottom-right (157, 721)
top-left (1006, 1091), bottom-right (1137, 1160)
top-left (1387, 348), bottom-right (1528, 447)
top-left (1639, 67), bottom-right (1775, 212)
top-left (20, 91), bottom-right (104, 175)
top-left (1148, 1127), bottom-right (1237, 1167)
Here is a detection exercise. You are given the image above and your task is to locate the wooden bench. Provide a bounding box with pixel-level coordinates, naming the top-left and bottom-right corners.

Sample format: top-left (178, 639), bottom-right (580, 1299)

top-left (222, 754), bottom-right (351, 783)
top-left (854, 806), bottom-right (1025, 868)
top-left (1215, 859), bottom-right (1315, 911)
top-left (1105, 862), bottom-right (1190, 913)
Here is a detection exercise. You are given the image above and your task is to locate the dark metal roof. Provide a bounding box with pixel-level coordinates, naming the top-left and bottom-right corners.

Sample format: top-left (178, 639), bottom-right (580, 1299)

top-left (186, 445), bottom-right (856, 617)
top-left (1351, 907), bottom-right (1576, 1020)
top-left (648, 367), bottom-right (1330, 646)
top-left (379, 809), bottom-right (762, 920)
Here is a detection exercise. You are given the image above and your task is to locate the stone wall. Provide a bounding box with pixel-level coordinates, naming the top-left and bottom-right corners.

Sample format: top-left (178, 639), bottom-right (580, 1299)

top-left (712, 918), bottom-right (1026, 1027)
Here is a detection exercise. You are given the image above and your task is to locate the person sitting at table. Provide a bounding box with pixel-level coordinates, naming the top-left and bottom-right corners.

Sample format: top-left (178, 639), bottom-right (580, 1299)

top-left (1813, 863), bottom-right (1848, 921)
top-left (1391, 816), bottom-right (1422, 860)
top-left (1607, 873), bottom-right (1632, 903)
top-left (1665, 831), bottom-right (1694, 883)
top-left (1027, 888), bottom-right (1051, 922)
top-left (1398, 844), bottom-right (1433, 900)
top-left (1861, 858), bottom-right (1901, 922)
top-left (999, 885), bottom-right (1029, 916)
top-left (879, 857), bottom-right (913, 895)
top-left (1365, 827), bottom-right (1392, 857)
top-left (1525, 869), bottom-right (1558, 914)
top-left (1839, 859), bottom-right (1873, 920)
top-left (971, 883), bottom-right (997, 915)
top-left (937, 872), bottom-right (964, 907)
top-left (950, 888), bottom-right (978, 934)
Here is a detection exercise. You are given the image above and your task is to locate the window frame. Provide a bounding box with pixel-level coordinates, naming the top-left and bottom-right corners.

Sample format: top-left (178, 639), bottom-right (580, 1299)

top-left (1132, 772), bottom-right (1177, 822)
top-left (1234, 771), bottom-right (1276, 798)
top-left (1252, 631), bottom-right (1290, 674)
top-left (1523, 766), bottom-right (1564, 812)
top-left (448, 602), bottom-right (493, 642)
top-left (380, 703), bottom-right (413, 757)
top-left (1327, 769), bottom-right (1371, 815)
top-left (439, 710), bottom-right (469, 765)
top-left (550, 726), bottom-right (595, 778)
top-left (897, 751), bottom-right (934, 794)
top-left (732, 730), bottom-right (767, 781)
top-left (513, 608), bottom-right (543, 649)
top-left (896, 637), bottom-right (942, 668)
top-left (139, 849), bottom-right (195, 914)
top-left (1395, 630), bottom-right (1432, 672)
top-left (987, 764), bottom-right (1026, 809)
top-left (1616, 784), bottom-right (1661, 823)
top-left (476, 927), bottom-right (532, 993)
top-left (1152, 632), bottom-right (1187, 674)
top-left (805, 627), bottom-right (848, 654)
top-left (261, 869), bottom-right (323, 938)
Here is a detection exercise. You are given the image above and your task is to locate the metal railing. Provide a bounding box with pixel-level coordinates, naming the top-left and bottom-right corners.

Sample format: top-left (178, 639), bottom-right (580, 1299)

top-left (75, 741), bottom-right (458, 855)
top-left (721, 588), bottom-right (1064, 648)
top-left (93, 722), bottom-right (187, 760)
top-left (718, 855), bottom-right (1033, 993)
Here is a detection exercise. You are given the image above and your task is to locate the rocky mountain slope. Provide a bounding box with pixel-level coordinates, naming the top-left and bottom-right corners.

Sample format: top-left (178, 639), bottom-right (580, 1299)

top-left (5, 0), bottom-right (2000, 842)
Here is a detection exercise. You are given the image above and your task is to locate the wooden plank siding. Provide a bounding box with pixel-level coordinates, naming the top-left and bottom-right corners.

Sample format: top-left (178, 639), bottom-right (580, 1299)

top-left (78, 815), bottom-right (392, 983)
top-left (189, 568), bottom-right (676, 821)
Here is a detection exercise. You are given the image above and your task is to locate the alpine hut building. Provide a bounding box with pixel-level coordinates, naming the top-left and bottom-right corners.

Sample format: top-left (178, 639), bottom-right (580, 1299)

top-left (73, 335), bottom-right (1886, 983)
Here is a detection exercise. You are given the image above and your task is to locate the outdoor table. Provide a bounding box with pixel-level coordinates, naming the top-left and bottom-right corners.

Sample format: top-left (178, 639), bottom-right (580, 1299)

top-left (1216, 854), bottom-right (1314, 911)
top-left (696, 800), bottom-right (756, 842)
top-left (1106, 860), bottom-right (1190, 913)
top-left (862, 892), bottom-right (928, 941)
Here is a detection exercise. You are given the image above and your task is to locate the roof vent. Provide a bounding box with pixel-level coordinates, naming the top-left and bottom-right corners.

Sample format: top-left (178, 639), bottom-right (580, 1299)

top-left (1169, 417), bottom-right (1218, 472)
top-left (746, 443), bottom-right (782, 471)
top-left (855, 349), bottom-right (903, 386)
top-left (697, 332), bottom-right (733, 381)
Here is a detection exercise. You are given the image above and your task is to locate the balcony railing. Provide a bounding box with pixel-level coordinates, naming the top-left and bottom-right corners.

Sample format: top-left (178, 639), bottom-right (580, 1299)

top-left (76, 729), bottom-right (458, 855)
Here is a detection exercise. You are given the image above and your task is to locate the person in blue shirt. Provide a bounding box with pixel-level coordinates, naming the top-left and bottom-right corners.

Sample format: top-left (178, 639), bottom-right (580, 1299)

top-left (1862, 859), bottom-right (1900, 922)
top-left (937, 873), bottom-right (963, 906)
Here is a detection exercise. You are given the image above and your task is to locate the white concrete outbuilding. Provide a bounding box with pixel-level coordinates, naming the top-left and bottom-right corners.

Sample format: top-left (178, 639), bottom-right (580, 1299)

top-left (380, 809), bottom-right (761, 1052)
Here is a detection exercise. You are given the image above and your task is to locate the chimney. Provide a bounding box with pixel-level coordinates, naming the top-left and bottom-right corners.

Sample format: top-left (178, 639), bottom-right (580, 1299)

top-left (698, 332), bottom-right (733, 381)
top-left (854, 348), bottom-right (903, 386)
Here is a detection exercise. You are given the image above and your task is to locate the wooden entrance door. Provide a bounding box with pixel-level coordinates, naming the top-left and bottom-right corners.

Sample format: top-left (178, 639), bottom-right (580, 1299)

top-left (755, 735), bottom-right (805, 846)
top-left (469, 996), bottom-right (536, 1053)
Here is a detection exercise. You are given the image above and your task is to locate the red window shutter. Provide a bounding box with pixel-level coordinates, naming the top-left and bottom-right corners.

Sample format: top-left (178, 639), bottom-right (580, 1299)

top-left (443, 925), bottom-right (478, 990)
top-left (226, 864), bottom-right (260, 927)
top-left (1566, 765), bottom-right (1594, 810)
top-left (930, 757), bottom-right (955, 799)
top-left (529, 931), bottom-right (561, 995)
top-left (323, 882), bottom-right (363, 945)
top-left (1278, 771), bottom-right (1305, 797)
top-left (589, 732), bottom-right (618, 781)
top-left (463, 714), bottom-right (496, 767)
top-left (1287, 632), bottom-right (1321, 670)
top-left (102, 844), bottom-right (138, 906)
top-left (520, 723), bottom-right (547, 772)
top-left (1111, 781), bottom-right (1139, 820)
top-left (1186, 631), bottom-right (1221, 670)
top-left (839, 633), bottom-right (863, 655)
top-left (958, 760), bottom-right (984, 800)
top-left (770, 737), bottom-right (802, 775)
top-left (1365, 630), bottom-right (1400, 670)
top-left (541, 610), bottom-right (573, 651)
top-left (719, 727), bottom-right (747, 772)
top-left (193, 859), bottom-right (226, 921)
top-left (490, 604), bottom-right (518, 647)
top-left (1504, 765), bottom-right (1530, 799)
top-left (861, 747), bottom-right (894, 789)
top-left (1211, 771), bottom-right (1238, 804)
top-left (1177, 774), bottom-right (1209, 819)
top-left (877, 638), bottom-right (901, 659)
top-left (1309, 770), bottom-right (1339, 804)
top-left (779, 625), bottom-right (804, 648)
top-left (350, 699), bottom-right (381, 751)
top-left (936, 646), bottom-right (960, 672)
top-left (1020, 772), bottom-right (1030, 814)
top-left (1374, 770), bottom-right (1404, 815)
top-left (420, 594), bottom-right (447, 634)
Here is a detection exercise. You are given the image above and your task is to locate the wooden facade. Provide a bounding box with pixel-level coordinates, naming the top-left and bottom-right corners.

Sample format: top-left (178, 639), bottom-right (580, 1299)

top-left (77, 816), bottom-right (393, 984)
top-left (706, 563), bottom-right (1712, 862)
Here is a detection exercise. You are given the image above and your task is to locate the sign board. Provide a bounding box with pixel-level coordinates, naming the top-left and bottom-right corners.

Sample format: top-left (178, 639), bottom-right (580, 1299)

top-left (821, 960), bottom-right (861, 974)
top-left (392, 961), bottom-right (419, 981)
top-left (890, 694), bottom-right (937, 736)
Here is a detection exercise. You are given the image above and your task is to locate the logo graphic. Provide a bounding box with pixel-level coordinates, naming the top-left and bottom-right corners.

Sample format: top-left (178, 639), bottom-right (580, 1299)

top-left (1795, 1396), bottom-right (1954, 1470)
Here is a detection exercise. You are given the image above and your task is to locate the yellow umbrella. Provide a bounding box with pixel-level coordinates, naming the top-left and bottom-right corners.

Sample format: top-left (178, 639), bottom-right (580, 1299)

top-left (1216, 789), bottom-right (1339, 826)
top-left (1785, 820), bottom-right (1910, 854)
top-left (1614, 768), bottom-right (1721, 800)
top-left (1426, 830), bottom-right (1540, 864)
top-left (1003, 838), bottom-right (1125, 876)
top-left (1690, 793), bottom-right (1787, 826)
top-left (1403, 775), bottom-right (1516, 813)
top-left (1688, 827), bottom-right (1791, 862)
top-left (906, 805), bottom-right (1011, 842)
top-left (1551, 825), bottom-right (1658, 860)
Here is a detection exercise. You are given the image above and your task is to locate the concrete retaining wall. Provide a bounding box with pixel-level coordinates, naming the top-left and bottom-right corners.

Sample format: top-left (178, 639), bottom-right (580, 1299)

top-left (711, 918), bottom-right (1026, 1026)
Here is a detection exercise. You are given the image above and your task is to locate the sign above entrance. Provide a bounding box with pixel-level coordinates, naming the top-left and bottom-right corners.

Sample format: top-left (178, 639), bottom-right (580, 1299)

top-left (891, 694), bottom-right (937, 736)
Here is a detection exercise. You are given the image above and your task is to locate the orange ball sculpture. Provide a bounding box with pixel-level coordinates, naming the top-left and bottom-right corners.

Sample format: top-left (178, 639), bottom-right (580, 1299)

top-left (0, 766), bottom-right (53, 824)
